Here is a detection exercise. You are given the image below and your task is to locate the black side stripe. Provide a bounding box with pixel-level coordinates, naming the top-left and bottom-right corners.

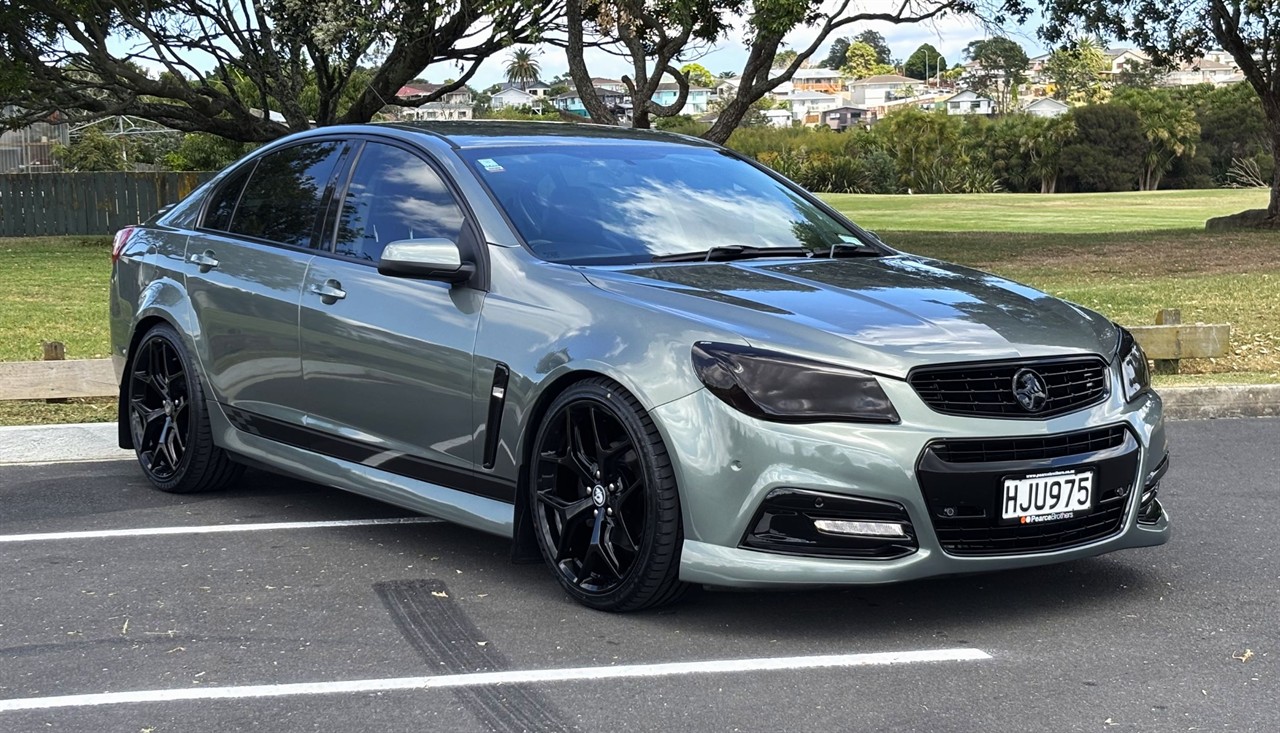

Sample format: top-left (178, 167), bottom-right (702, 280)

top-left (224, 406), bottom-right (516, 503)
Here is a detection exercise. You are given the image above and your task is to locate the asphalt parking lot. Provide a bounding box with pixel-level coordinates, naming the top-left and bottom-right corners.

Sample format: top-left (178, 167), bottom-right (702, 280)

top-left (1, 417), bottom-right (1276, 732)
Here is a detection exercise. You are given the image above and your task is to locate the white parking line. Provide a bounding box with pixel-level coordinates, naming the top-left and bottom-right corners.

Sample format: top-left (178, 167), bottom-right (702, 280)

top-left (0, 648), bottom-right (991, 712)
top-left (0, 517), bottom-right (442, 543)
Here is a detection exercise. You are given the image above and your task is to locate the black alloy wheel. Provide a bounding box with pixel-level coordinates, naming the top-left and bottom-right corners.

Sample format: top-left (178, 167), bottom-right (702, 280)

top-left (126, 324), bottom-right (243, 493)
top-left (530, 378), bottom-right (686, 611)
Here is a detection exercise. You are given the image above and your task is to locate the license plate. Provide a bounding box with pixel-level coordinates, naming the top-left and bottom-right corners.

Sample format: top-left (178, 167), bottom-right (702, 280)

top-left (1001, 469), bottom-right (1094, 524)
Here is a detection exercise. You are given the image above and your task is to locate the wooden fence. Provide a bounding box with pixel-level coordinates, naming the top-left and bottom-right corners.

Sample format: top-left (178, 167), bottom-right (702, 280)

top-left (0, 171), bottom-right (216, 237)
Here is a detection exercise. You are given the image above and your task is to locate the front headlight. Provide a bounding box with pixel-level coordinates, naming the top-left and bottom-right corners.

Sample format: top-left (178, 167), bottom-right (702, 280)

top-left (1116, 327), bottom-right (1151, 403)
top-left (691, 342), bottom-right (899, 424)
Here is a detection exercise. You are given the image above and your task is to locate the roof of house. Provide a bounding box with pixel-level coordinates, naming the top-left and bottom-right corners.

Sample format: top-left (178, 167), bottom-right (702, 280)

top-left (849, 74), bottom-right (918, 86)
top-left (1186, 57), bottom-right (1233, 70)
top-left (945, 90), bottom-right (994, 103)
top-left (792, 67), bottom-right (843, 79)
top-left (397, 84), bottom-right (441, 97)
top-left (493, 87), bottom-right (537, 98)
top-left (554, 87), bottom-right (627, 101)
top-left (1022, 96), bottom-right (1069, 109)
top-left (498, 80), bottom-right (550, 92)
top-left (825, 106), bottom-right (869, 113)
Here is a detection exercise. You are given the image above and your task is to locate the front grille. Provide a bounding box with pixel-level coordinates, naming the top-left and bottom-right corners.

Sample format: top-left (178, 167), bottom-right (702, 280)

top-left (917, 425), bottom-right (1138, 556)
top-left (910, 357), bottom-right (1109, 419)
top-left (932, 425), bottom-right (1127, 464)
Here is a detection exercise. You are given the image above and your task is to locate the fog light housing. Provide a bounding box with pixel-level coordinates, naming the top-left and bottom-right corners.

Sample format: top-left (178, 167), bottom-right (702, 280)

top-left (741, 488), bottom-right (918, 559)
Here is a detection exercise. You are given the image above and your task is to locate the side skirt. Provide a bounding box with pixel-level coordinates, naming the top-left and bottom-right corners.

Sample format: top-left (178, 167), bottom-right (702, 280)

top-left (208, 403), bottom-right (515, 538)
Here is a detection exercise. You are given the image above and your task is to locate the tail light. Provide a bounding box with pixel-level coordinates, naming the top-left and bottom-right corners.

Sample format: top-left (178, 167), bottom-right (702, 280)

top-left (111, 227), bottom-right (136, 264)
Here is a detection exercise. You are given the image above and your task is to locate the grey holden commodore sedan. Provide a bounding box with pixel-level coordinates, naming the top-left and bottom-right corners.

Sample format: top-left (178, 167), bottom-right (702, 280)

top-left (110, 121), bottom-right (1170, 611)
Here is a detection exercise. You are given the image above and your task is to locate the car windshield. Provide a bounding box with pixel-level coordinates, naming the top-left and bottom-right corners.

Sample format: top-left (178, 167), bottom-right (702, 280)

top-left (460, 143), bottom-right (872, 265)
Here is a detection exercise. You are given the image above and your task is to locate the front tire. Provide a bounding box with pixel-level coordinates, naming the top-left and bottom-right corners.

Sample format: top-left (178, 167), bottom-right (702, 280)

top-left (126, 323), bottom-right (243, 493)
top-left (529, 378), bottom-right (686, 612)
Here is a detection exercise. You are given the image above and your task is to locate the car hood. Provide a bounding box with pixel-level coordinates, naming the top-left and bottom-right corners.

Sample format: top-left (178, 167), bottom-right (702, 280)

top-left (582, 255), bottom-right (1118, 378)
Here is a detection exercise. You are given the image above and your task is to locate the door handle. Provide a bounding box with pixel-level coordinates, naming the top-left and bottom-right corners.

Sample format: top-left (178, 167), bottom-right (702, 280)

top-left (188, 250), bottom-right (219, 272)
top-left (308, 279), bottom-right (347, 304)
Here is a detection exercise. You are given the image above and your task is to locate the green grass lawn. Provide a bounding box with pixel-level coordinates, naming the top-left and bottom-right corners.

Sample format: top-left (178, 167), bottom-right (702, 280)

top-left (0, 236), bottom-right (112, 362)
top-left (0, 189), bottom-right (1276, 425)
top-left (821, 189), bottom-right (1273, 234)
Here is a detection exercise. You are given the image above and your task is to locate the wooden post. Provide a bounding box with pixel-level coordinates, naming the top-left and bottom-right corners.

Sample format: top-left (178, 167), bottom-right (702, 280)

top-left (42, 341), bottom-right (68, 403)
top-left (1153, 309), bottom-right (1181, 375)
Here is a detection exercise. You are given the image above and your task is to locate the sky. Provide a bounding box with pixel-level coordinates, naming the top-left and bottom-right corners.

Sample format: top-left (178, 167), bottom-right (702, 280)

top-left (459, 9), bottom-right (1052, 89)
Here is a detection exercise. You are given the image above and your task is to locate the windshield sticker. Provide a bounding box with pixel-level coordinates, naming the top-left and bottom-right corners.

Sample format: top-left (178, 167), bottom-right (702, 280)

top-left (478, 158), bottom-right (505, 173)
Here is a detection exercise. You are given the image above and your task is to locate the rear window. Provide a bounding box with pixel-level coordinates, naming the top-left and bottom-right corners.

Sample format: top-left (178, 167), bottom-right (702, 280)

top-left (227, 141), bottom-right (344, 248)
top-left (460, 144), bottom-right (863, 264)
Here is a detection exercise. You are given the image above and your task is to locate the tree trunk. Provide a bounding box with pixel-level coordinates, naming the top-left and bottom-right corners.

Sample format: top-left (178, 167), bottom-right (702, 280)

top-left (1271, 135), bottom-right (1280, 221)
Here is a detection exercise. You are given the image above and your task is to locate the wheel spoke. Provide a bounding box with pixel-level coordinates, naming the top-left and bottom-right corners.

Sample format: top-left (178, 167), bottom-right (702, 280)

top-left (608, 511), bottom-right (638, 554)
top-left (148, 341), bottom-right (170, 400)
top-left (536, 489), bottom-right (594, 527)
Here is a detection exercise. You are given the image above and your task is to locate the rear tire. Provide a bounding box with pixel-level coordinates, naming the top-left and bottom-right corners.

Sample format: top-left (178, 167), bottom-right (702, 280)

top-left (529, 378), bottom-right (687, 612)
top-left (125, 323), bottom-right (243, 493)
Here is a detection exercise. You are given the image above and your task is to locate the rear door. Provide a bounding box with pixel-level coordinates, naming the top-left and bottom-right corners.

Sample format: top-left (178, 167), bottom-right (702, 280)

top-left (298, 140), bottom-right (491, 494)
top-left (185, 140), bottom-right (347, 426)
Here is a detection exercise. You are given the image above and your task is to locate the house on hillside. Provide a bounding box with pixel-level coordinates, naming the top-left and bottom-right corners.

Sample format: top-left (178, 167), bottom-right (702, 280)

top-left (943, 90), bottom-right (995, 116)
top-left (591, 78), bottom-right (628, 93)
top-left (714, 76), bottom-right (741, 100)
top-left (1020, 96), bottom-right (1070, 118)
top-left (1162, 57), bottom-right (1240, 86)
top-left (848, 74), bottom-right (919, 106)
top-left (395, 85), bottom-right (473, 120)
top-left (653, 83), bottom-right (713, 115)
top-left (490, 86), bottom-right (551, 111)
top-left (553, 87), bottom-right (629, 121)
top-left (823, 106), bottom-right (870, 131)
top-left (790, 67), bottom-right (844, 94)
top-left (786, 91), bottom-right (841, 124)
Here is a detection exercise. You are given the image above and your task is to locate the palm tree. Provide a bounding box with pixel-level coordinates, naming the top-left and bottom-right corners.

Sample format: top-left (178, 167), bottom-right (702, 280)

top-left (505, 48), bottom-right (541, 91)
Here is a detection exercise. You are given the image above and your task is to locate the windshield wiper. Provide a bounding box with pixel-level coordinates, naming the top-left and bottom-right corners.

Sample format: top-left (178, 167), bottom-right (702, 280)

top-left (809, 241), bottom-right (882, 258)
top-left (652, 245), bottom-right (811, 263)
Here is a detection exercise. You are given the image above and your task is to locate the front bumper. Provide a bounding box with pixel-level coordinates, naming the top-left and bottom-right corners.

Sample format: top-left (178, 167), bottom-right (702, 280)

top-left (653, 379), bottom-right (1170, 589)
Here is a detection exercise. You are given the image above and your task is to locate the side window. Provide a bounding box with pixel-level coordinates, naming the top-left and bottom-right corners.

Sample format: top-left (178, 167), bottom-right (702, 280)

top-left (334, 143), bottom-right (466, 262)
top-left (229, 141), bottom-right (344, 248)
top-left (202, 165), bottom-right (253, 232)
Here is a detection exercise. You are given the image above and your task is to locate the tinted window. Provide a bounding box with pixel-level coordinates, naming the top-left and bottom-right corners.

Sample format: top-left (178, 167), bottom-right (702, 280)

top-left (333, 143), bottom-right (466, 262)
top-left (229, 141), bottom-right (344, 248)
top-left (460, 144), bottom-right (866, 264)
top-left (202, 165), bottom-right (253, 231)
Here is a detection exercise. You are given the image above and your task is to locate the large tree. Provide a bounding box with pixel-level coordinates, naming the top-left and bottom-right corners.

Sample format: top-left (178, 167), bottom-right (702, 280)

top-left (964, 37), bottom-right (1029, 113)
top-left (843, 42), bottom-right (886, 79)
top-left (505, 48), bottom-right (543, 90)
top-left (0, 0), bottom-right (560, 142)
top-left (1043, 38), bottom-right (1108, 102)
top-left (1030, 0), bottom-right (1280, 223)
top-left (1061, 103), bottom-right (1146, 191)
top-left (855, 30), bottom-right (894, 66)
top-left (1112, 87), bottom-right (1200, 190)
top-left (820, 38), bottom-right (852, 70)
top-left (903, 43), bottom-right (946, 81)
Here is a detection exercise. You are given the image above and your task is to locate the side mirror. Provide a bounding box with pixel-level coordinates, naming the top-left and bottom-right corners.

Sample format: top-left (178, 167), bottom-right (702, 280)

top-left (377, 238), bottom-right (475, 284)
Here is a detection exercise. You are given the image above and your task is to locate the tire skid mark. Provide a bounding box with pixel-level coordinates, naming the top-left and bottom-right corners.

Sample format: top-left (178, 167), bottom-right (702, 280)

top-left (375, 579), bottom-right (575, 733)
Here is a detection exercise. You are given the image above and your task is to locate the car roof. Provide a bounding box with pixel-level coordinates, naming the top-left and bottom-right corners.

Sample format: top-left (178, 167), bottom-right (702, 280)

top-left (378, 120), bottom-right (720, 150)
